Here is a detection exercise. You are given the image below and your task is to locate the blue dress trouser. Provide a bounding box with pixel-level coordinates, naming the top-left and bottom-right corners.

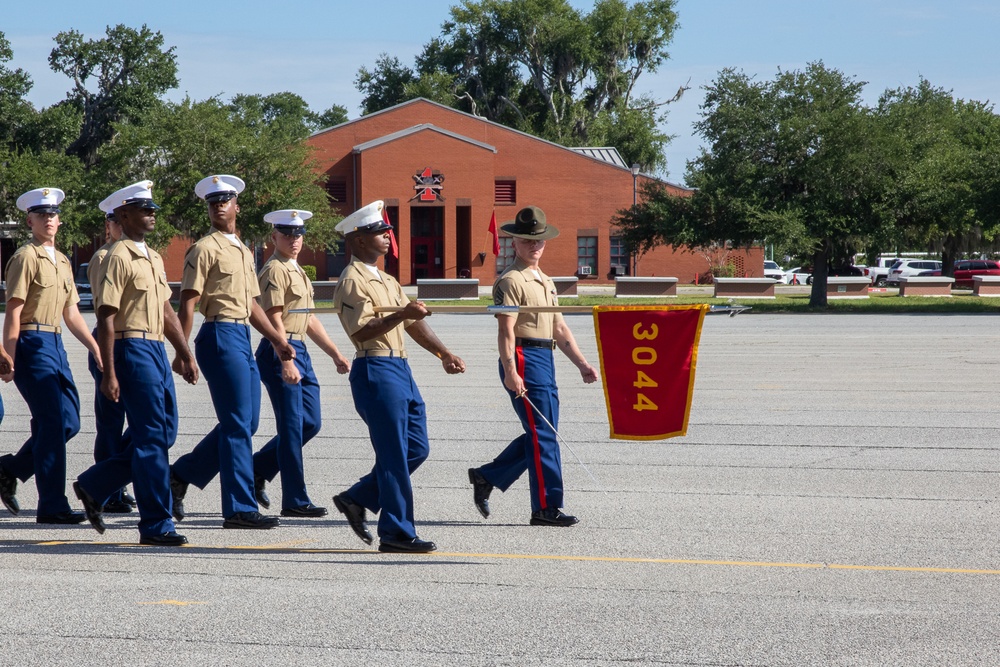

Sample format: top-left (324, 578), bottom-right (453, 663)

top-left (172, 322), bottom-right (260, 518)
top-left (77, 339), bottom-right (177, 537)
top-left (343, 357), bottom-right (429, 541)
top-left (253, 338), bottom-right (321, 509)
top-left (478, 346), bottom-right (564, 512)
top-left (88, 331), bottom-right (130, 504)
top-left (0, 331), bottom-right (80, 516)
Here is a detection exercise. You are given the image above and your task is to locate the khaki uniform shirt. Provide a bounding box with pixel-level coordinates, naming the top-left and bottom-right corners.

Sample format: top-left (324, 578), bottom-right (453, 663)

top-left (334, 260), bottom-right (412, 352)
top-left (492, 257), bottom-right (563, 339)
top-left (181, 229), bottom-right (259, 319)
top-left (96, 240), bottom-right (171, 337)
top-left (88, 243), bottom-right (113, 309)
top-left (258, 255), bottom-right (313, 335)
top-left (5, 240), bottom-right (79, 326)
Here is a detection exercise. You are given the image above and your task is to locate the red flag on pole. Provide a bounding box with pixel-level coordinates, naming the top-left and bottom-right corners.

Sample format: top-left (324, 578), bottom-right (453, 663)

top-left (383, 205), bottom-right (398, 259)
top-left (593, 305), bottom-right (708, 440)
top-left (487, 209), bottom-right (500, 256)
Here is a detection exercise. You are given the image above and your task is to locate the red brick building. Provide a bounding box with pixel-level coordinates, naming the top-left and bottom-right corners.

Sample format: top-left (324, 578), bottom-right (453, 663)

top-left (304, 98), bottom-right (763, 284)
top-left (102, 98), bottom-right (764, 284)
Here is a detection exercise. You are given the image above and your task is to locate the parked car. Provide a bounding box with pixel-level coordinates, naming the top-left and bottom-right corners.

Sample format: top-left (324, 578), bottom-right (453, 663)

top-left (887, 259), bottom-right (942, 286)
top-left (784, 266), bottom-right (812, 285)
top-left (864, 256), bottom-right (902, 287)
top-left (763, 260), bottom-right (785, 281)
top-left (952, 259), bottom-right (1000, 289)
top-left (75, 262), bottom-right (93, 311)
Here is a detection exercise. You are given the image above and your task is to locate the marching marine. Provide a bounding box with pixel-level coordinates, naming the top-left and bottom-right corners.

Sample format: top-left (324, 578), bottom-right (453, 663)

top-left (331, 200), bottom-right (465, 553)
top-left (468, 206), bottom-right (598, 526)
top-left (73, 181), bottom-right (199, 545)
top-left (0, 187), bottom-right (100, 524)
top-left (252, 209), bottom-right (351, 517)
top-left (169, 175), bottom-right (295, 529)
top-left (86, 207), bottom-right (135, 514)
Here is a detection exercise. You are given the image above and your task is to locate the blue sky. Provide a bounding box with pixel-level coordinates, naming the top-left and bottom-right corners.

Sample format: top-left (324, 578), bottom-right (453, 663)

top-left (3, 1), bottom-right (997, 185)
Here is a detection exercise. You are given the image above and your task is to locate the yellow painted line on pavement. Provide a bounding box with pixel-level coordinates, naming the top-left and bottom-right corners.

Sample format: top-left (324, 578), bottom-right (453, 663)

top-left (228, 539), bottom-right (318, 550)
top-left (7, 540), bottom-right (1000, 575)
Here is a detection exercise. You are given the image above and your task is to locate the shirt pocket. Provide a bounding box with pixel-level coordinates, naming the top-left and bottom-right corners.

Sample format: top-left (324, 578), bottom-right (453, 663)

top-left (132, 274), bottom-right (151, 311)
top-left (215, 256), bottom-right (240, 291)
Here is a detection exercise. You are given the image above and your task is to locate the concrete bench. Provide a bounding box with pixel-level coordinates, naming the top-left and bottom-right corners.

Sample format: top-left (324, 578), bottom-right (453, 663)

top-left (899, 276), bottom-right (954, 297)
top-left (416, 278), bottom-right (479, 300)
top-left (827, 277), bottom-right (870, 299)
top-left (972, 275), bottom-right (1000, 297)
top-left (614, 276), bottom-right (678, 298)
top-left (712, 277), bottom-right (777, 299)
top-left (311, 280), bottom-right (339, 301)
top-left (551, 276), bottom-right (578, 298)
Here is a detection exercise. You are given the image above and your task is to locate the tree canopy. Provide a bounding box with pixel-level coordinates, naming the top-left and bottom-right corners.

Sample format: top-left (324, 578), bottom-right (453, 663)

top-left (0, 27), bottom-right (343, 252)
top-left (616, 61), bottom-right (1000, 306)
top-left (356, 0), bottom-right (683, 172)
top-left (616, 62), bottom-right (922, 306)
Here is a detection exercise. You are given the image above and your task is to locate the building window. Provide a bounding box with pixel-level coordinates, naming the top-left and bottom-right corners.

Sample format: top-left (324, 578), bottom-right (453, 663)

top-left (610, 236), bottom-right (629, 276)
top-left (494, 180), bottom-right (516, 205)
top-left (496, 237), bottom-right (515, 274)
top-left (577, 236), bottom-right (597, 276)
top-left (326, 179), bottom-right (347, 204)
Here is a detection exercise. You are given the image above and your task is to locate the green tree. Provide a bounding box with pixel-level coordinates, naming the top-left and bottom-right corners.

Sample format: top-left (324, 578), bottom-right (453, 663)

top-left (356, 0), bottom-right (681, 172)
top-left (616, 62), bottom-right (891, 306)
top-left (96, 97), bottom-right (339, 250)
top-left (49, 24), bottom-right (178, 167)
top-left (875, 80), bottom-right (1000, 273)
top-left (0, 32), bottom-right (34, 148)
top-left (356, 54), bottom-right (417, 115)
top-left (314, 103), bottom-right (349, 130)
top-left (0, 147), bottom-right (87, 250)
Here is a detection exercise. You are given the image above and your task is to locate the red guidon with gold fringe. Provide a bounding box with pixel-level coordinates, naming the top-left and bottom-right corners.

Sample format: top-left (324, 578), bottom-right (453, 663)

top-left (593, 305), bottom-right (708, 440)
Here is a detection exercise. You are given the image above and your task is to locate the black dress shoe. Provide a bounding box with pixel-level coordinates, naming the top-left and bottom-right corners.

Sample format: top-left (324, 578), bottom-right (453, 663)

top-left (121, 488), bottom-right (137, 507)
top-left (72, 481), bottom-right (106, 534)
top-left (280, 503), bottom-right (328, 518)
top-left (169, 469), bottom-right (188, 522)
top-left (529, 508), bottom-right (579, 527)
top-left (36, 511), bottom-right (86, 525)
top-left (468, 467), bottom-right (493, 519)
top-left (332, 493), bottom-right (373, 545)
top-left (0, 466), bottom-right (20, 516)
top-left (222, 511), bottom-right (280, 529)
top-left (103, 498), bottom-right (134, 514)
top-left (139, 531), bottom-right (188, 546)
top-left (378, 537), bottom-right (437, 553)
top-left (254, 476), bottom-right (270, 509)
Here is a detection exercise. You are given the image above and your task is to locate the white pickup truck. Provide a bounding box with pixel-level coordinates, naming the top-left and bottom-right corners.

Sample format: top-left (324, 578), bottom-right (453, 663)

top-left (863, 257), bottom-right (901, 287)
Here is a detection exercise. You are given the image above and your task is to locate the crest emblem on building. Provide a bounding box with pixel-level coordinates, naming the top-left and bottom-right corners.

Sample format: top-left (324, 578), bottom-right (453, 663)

top-left (411, 167), bottom-right (444, 202)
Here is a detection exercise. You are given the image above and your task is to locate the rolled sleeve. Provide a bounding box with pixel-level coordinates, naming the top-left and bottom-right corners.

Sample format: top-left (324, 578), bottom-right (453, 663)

top-left (95, 254), bottom-right (127, 312)
top-left (335, 278), bottom-right (376, 337)
top-left (180, 245), bottom-right (208, 295)
top-left (5, 253), bottom-right (31, 303)
top-left (258, 267), bottom-right (288, 311)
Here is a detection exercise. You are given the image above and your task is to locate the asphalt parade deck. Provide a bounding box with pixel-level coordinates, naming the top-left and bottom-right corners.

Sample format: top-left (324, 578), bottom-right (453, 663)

top-left (0, 312), bottom-right (997, 666)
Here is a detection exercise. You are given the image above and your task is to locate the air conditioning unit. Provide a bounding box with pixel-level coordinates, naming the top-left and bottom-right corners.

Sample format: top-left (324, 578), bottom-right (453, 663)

top-left (577, 265), bottom-right (592, 276)
top-left (612, 264), bottom-right (627, 276)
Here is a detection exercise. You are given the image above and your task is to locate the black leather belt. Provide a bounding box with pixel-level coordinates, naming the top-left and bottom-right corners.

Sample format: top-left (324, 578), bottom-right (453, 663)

top-left (515, 337), bottom-right (555, 350)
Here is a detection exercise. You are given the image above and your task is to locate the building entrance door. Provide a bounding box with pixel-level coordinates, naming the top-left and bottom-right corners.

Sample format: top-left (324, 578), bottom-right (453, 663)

top-left (410, 207), bottom-right (444, 280)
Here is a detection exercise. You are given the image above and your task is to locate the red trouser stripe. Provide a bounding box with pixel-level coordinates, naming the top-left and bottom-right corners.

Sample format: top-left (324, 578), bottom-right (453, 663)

top-left (517, 347), bottom-right (547, 510)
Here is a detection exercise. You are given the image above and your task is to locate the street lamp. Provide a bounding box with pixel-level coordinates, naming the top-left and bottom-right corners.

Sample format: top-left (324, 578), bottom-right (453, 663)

top-left (630, 163), bottom-right (640, 276)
